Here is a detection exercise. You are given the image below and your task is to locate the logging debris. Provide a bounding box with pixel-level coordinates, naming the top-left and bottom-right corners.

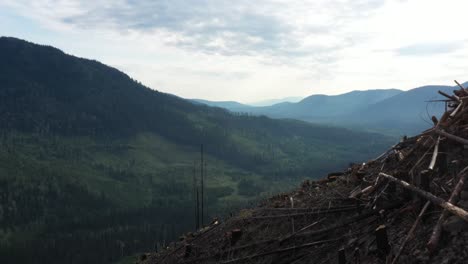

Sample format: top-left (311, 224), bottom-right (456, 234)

top-left (140, 81), bottom-right (468, 264)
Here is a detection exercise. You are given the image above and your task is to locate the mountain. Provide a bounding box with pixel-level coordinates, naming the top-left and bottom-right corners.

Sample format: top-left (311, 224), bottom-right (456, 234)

top-left (0, 37), bottom-right (395, 264)
top-left (256, 89), bottom-right (403, 119)
top-left (345, 85), bottom-right (454, 135)
top-left (193, 89), bottom-right (402, 118)
top-left (288, 85), bottom-right (454, 136)
top-left (462, 81), bottom-right (468, 88)
top-left (190, 99), bottom-right (252, 112)
top-left (248, 96), bottom-right (303, 107)
top-left (193, 85), bottom-right (459, 136)
top-left (193, 97), bottom-right (304, 109)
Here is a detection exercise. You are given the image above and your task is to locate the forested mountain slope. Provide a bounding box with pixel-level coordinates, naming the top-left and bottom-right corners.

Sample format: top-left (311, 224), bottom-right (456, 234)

top-left (341, 85), bottom-right (454, 135)
top-left (255, 89), bottom-right (403, 118)
top-left (0, 37), bottom-right (395, 264)
top-left (195, 85), bottom-right (460, 136)
top-left (193, 89), bottom-right (402, 120)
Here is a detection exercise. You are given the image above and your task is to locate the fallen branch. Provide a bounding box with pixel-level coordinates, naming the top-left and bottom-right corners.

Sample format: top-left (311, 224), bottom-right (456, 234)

top-left (221, 238), bottom-right (341, 263)
top-left (438, 90), bottom-right (459, 102)
top-left (409, 141), bottom-right (436, 182)
top-left (391, 201), bottom-right (431, 264)
top-left (279, 219), bottom-right (324, 244)
top-left (248, 207), bottom-right (359, 220)
top-left (454, 80), bottom-right (468, 94)
top-left (428, 136), bottom-right (440, 170)
top-left (349, 185), bottom-right (376, 199)
top-left (298, 205), bottom-right (402, 238)
top-left (450, 101), bottom-right (464, 117)
top-left (435, 129), bottom-right (468, 145)
top-left (427, 166), bottom-right (468, 252)
top-left (436, 111), bottom-right (451, 128)
top-left (375, 225), bottom-right (390, 257)
top-left (259, 205), bottom-right (358, 212)
top-left (379, 173), bottom-right (468, 222)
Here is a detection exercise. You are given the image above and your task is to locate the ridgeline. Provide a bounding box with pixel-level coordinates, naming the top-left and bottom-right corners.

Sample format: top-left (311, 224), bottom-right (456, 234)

top-left (0, 37), bottom-right (395, 264)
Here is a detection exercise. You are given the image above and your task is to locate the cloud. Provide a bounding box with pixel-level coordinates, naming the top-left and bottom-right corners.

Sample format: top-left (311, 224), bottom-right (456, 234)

top-left (162, 67), bottom-right (252, 80)
top-left (1, 0), bottom-right (385, 58)
top-left (396, 42), bottom-right (463, 56)
top-left (2, 0), bottom-right (468, 102)
top-left (61, 1), bottom-right (288, 55)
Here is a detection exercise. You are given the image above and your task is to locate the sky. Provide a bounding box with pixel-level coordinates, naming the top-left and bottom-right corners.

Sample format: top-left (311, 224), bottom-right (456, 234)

top-left (1, 0), bottom-right (467, 103)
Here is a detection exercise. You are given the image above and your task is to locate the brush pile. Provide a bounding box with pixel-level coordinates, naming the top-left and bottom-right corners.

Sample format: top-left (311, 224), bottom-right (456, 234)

top-left (140, 82), bottom-right (468, 264)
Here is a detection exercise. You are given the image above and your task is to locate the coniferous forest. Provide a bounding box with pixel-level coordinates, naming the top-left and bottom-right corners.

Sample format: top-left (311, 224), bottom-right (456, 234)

top-left (0, 37), bottom-right (395, 263)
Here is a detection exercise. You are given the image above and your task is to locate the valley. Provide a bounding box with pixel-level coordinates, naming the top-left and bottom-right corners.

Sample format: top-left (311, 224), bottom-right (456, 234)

top-left (0, 37), bottom-right (395, 263)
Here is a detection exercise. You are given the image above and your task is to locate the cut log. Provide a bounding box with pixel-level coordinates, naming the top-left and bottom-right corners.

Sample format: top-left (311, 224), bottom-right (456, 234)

top-left (349, 186), bottom-right (363, 199)
top-left (435, 129), bottom-right (468, 146)
top-left (279, 219), bottom-right (323, 244)
top-left (450, 101), bottom-right (464, 117)
top-left (375, 225), bottom-right (390, 257)
top-left (248, 207), bottom-right (360, 220)
top-left (338, 248), bottom-right (346, 264)
top-left (290, 197), bottom-right (296, 234)
top-left (259, 205), bottom-right (359, 212)
top-left (221, 238), bottom-right (341, 263)
top-left (420, 170), bottom-right (431, 191)
top-left (438, 90), bottom-right (459, 102)
top-left (454, 80), bottom-right (468, 94)
top-left (299, 210), bottom-right (382, 238)
top-left (437, 111), bottom-right (451, 128)
top-left (231, 229), bottom-right (242, 246)
top-left (409, 141), bottom-right (436, 182)
top-left (427, 166), bottom-right (468, 252)
top-left (379, 173), bottom-right (468, 222)
top-left (428, 136), bottom-right (440, 170)
top-left (349, 185), bottom-right (376, 199)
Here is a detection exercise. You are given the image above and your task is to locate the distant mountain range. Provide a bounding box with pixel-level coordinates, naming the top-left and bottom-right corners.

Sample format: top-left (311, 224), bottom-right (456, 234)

top-left (193, 85), bottom-right (467, 135)
top-left (191, 96), bottom-right (303, 109)
top-left (191, 99), bottom-right (252, 112)
top-left (248, 96), bottom-right (303, 106)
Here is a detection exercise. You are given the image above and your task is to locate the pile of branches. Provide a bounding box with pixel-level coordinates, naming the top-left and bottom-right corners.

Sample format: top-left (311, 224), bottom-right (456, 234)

top-left (140, 81), bottom-right (468, 264)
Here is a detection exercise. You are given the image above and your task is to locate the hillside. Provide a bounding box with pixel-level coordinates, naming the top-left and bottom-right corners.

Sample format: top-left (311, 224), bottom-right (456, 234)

top-left (256, 89), bottom-right (403, 119)
top-left (248, 96), bottom-right (303, 107)
top-left (194, 89), bottom-right (402, 118)
top-left (0, 37), bottom-right (395, 264)
top-left (191, 97), bottom-right (304, 109)
top-left (142, 85), bottom-right (468, 264)
top-left (190, 99), bottom-right (252, 112)
top-left (343, 85), bottom-right (454, 135)
top-left (195, 86), bottom-right (462, 136)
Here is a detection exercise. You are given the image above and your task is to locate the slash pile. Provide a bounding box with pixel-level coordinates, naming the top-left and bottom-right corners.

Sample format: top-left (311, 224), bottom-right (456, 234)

top-left (140, 83), bottom-right (468, 264)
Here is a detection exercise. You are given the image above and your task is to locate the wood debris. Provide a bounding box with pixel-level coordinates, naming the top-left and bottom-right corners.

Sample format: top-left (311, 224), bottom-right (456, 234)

top-left (140, 81), bottom-right (468, 264)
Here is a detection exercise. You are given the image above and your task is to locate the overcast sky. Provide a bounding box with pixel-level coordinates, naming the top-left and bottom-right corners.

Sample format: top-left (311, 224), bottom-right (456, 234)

top-left (1, 0), bottom-right (467, 102)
